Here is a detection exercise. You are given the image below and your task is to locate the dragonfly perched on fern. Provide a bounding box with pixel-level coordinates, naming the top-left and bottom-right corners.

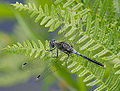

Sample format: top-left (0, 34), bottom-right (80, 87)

top-left (47, 39), bottom-right (104, 67)
top-left (23, 39), bottom-right (104, 80)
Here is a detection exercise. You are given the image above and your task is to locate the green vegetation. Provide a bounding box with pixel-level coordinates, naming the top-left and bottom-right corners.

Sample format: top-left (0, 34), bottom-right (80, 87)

top-left (0, 0), bottom-right (120, 90)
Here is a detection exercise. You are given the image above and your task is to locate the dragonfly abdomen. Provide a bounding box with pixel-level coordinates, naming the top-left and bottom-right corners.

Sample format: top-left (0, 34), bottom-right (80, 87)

top-left (72, 50), bottom-right (104, 67)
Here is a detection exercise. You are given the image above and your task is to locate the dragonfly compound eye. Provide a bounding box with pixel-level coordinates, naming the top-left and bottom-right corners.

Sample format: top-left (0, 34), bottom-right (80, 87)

top-left (49, 40), bottom-right (55, 48)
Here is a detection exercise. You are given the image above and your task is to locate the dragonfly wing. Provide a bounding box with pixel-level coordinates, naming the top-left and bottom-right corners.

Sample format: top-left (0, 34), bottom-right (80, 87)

top-left (36, 58), bottom-right (63, 81)
top-left (36, 64), bottom-right (56, 81)
top-left (22, 57), bottom-right (52, 79)
top-left (22, 56), bottom-right (66, 81)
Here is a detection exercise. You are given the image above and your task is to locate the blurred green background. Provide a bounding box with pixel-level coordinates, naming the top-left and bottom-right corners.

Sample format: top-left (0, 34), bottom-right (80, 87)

top-left (0, 0), bottom-right (61, 91)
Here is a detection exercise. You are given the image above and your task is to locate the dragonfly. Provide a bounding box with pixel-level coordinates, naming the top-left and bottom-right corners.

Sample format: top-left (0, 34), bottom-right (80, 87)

top-left (36, 39), bottom-right (104, 79)
top-left (23, 39), bottom-right (104, 80)
top-left (47, 39), bottom-right (104, 67)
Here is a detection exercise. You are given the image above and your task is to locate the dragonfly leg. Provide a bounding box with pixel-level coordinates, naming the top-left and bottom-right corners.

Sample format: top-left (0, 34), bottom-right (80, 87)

top-left (64, 54), bottom-right (69, 67)
top-left (52, 49), bottom-right (59, 58)
top-left (66, 54), bottom-right (69, 60)
top-left (57, 49), bottom-right (58, 57)
top-left (45, 47), bottom-right (56, 52)
top-left (46, 47), bottom-right (58, 58)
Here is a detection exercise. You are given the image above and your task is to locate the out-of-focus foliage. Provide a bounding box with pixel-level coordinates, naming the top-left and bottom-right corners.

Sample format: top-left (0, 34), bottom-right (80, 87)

top-left (0, 0), bottom-right (51, 88)
top-left (0, 2), bottom-right (14, 19)
top-left (0, 0), bottom-right (120, 91)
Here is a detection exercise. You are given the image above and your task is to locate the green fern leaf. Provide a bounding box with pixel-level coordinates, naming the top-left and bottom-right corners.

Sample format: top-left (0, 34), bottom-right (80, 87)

top-left (8, 1), bottom-right (120, 90)
top-left (2, 40), bottom-right (45, 58)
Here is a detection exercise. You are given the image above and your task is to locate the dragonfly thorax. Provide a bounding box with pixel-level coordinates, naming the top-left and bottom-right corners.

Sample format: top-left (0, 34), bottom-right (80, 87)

top-left (49, 39), bottom-right (74, 54)
top-left (56, 42), bottom-right (73, 53)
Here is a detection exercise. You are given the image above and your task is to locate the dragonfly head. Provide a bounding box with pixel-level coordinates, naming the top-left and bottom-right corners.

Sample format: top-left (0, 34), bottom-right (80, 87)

top-left (49, 39), bottom-right (56, 48)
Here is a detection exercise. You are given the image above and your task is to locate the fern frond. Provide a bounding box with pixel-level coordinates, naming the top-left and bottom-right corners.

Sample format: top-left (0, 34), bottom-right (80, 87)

top-left (11, 2), bottom-right (62, 32)
top-left (54, 0), bottom-right (120, 66)
top-left (3, 39), bottom-right (120, 90)
top-left (54, 0), bottom-right (120, 53)
top-left (10, 1), bottom-right (120, 90)
top-left (2, 40), bottom-right (45, 58)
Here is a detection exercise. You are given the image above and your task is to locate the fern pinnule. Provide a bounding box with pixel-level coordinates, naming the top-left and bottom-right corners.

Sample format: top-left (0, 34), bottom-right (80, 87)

top-left (109, 76), bottom-right (120, 91)
top-left (80, 39), bottom-right (94, 51)
top-left (86, 13), bottom-right (92, 35)
top-left (102, 54), bottom-right (116, 61)
top-left (72, 3), bottom-right (83, 11)
top-left (54, 0), bottom-right (64, 5)
top-left (64, 27), bottom-right (77, 37)
top-left (40, 16), bottom-right (51, 25)
top-left (63, 0), bottom-right (75, 8)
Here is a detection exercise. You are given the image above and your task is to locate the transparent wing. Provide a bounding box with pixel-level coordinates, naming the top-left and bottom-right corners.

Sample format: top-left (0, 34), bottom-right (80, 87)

top-left (36, 58), bottom-right (61, 81)
top-left (36, 63), bottom-right (55, 81)
top-left (22, 57), bottom-right (51, 79)
top-left (22, 56), bottom-right (59, 81)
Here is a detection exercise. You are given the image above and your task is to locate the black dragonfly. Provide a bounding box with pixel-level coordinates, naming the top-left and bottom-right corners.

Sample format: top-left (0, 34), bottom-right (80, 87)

top-left (48, 39), bottom-right (104, 67)
top-left (23, 39), bottom-right (104, 80)
top-left (36, 39), bottom-right (104, 79)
